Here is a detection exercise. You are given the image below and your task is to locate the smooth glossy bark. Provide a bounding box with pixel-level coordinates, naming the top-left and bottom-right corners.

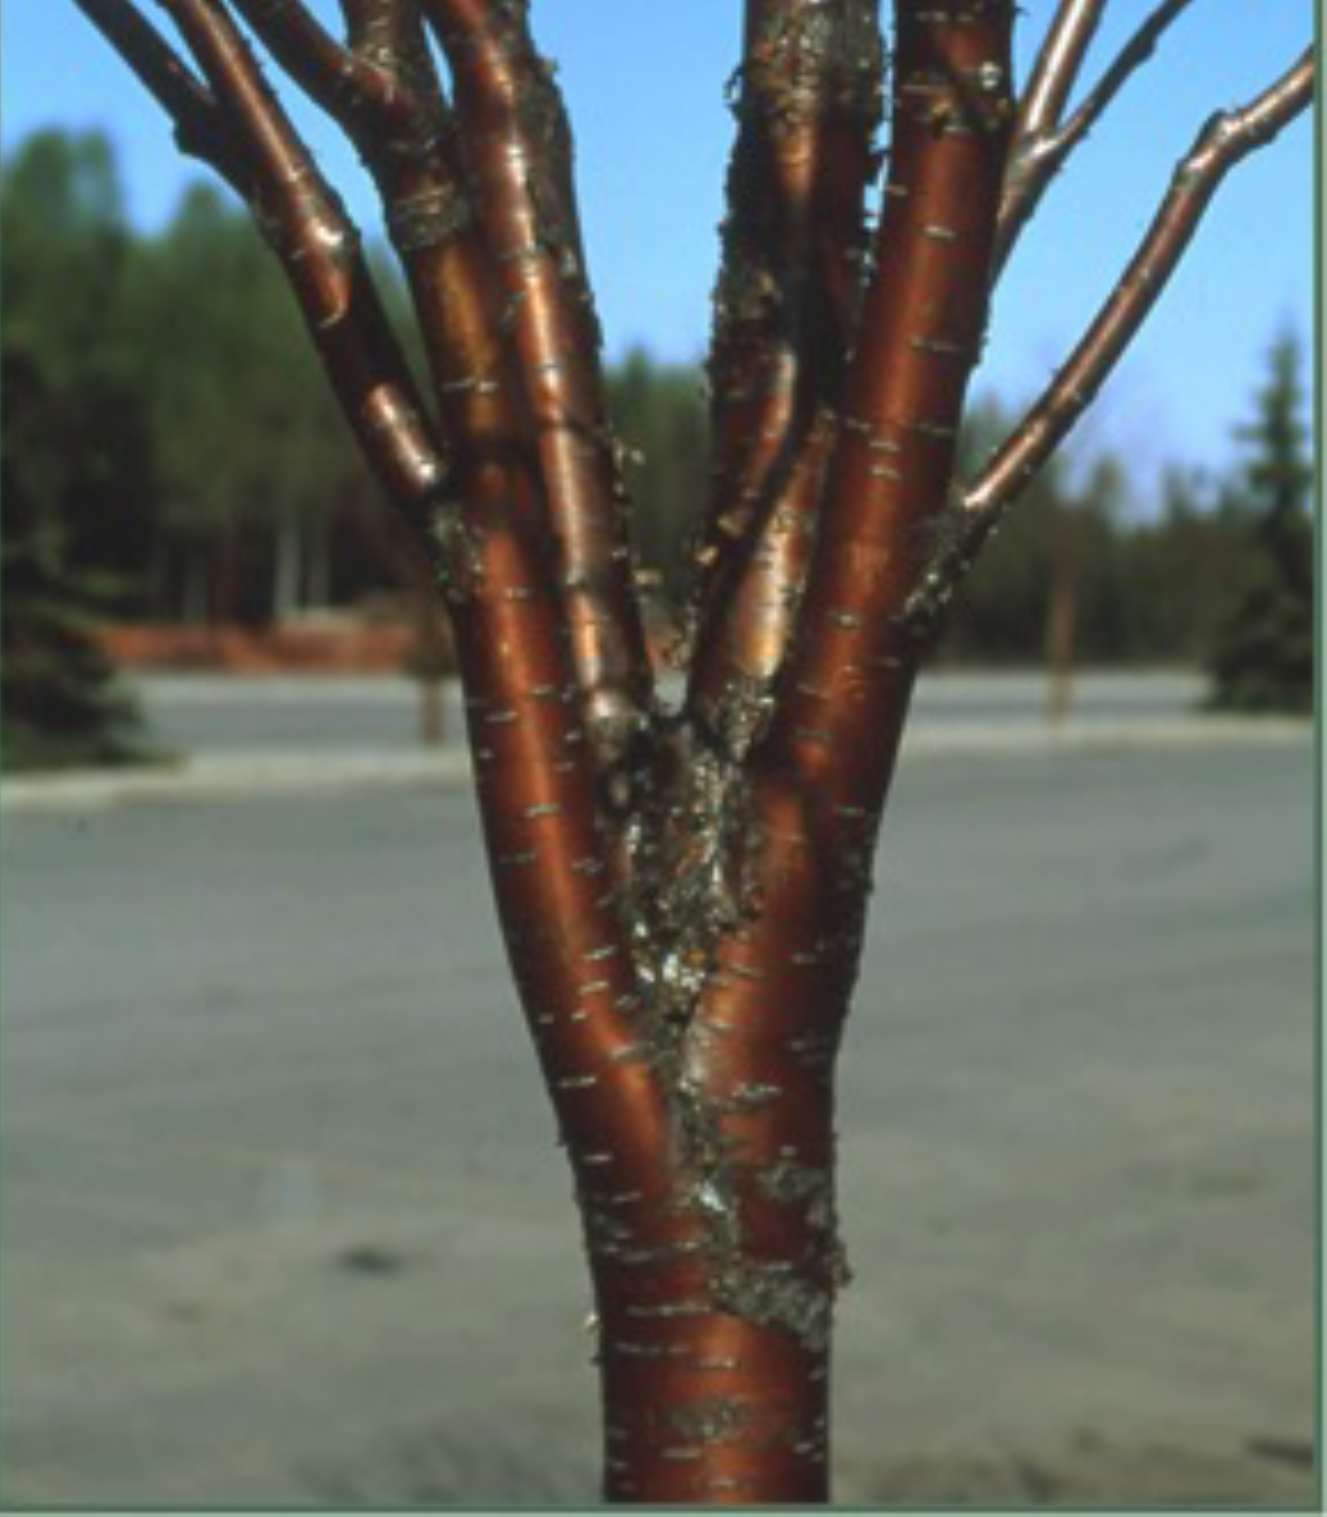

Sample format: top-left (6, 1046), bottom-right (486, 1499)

top-left (78, 0), bottom-right (1313, 1503)
top-left (689, 0), bottom-right (884, 741)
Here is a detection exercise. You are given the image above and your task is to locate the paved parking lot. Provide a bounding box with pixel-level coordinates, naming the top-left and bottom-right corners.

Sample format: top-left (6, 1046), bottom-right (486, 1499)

top-left (1, 681), bottom-right (1315, 1505)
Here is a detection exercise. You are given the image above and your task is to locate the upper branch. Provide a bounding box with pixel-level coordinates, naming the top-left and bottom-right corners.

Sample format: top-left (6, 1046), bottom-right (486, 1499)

top-left (994, 0), bottom-right (1196, 278)
top-left (703, 0), bottom-right (884, 550)
top-left (226, 0), bottom-right (420, 138)
top-left (686, 0), bottom-right (884, 741)
top-left (1057, 0), bottom-right (1196, 155)
top-left (150, 0), bottom-right (449, 524)
top-left (1013, 0), bottom-right (1103, 144)
top-left (966, 48), bottom-right (1314, 535)
top-left (421, 0), bottom-right (653, 763)
top-left (759, 0), bottom-right (1014, 806)
top-left (73, 0), bottom-right (245, 184)
top-left (80, 0), bottom-right (682, 1247)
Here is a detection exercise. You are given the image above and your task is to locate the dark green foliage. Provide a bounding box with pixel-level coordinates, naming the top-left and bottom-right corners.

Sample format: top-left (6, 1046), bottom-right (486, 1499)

top-left (3, 348), bottom-right (148, 771)
top-left (1122, 471), bottom-right (1264, 664)
top-left (938, 387), bottom-right (1307, 673)
top-left (1, 536), bottom-right (148, 772)
top-left (129, 182), bottom-right (379, 622)
top-left (1, 130), bottom-right (159, 594)
top-left (1, 132), bottom-right (153, 770)
top-left (1205, 331), bottom-right (1314, 714)
top-left (939, 400), bottom-right (1135, 666)
top-left (608, 347), bottom-right (710, 606)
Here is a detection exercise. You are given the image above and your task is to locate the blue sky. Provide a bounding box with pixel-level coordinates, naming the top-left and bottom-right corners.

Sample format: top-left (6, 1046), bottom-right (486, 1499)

top-left (2, 1), bottom-right (1315, 501)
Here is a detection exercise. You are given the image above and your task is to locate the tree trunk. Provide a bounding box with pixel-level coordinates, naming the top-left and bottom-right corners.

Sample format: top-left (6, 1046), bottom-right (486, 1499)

top-left (418, 677), bottom-right (443, 747)
top-left (305, 514), bottom-right (331, 608)
top-left (273, 513), bottom-right (301, 621)
top-left (581, 969), bottom-right (845, 1503)
top-left (596, 1281), bottom-right (833, 1502)
top-left (1045, 505), bottom-right (1079, 724)
top-left (76, 0), bottom-right (1312, 1505)
top-left (470, 677), bottom-right (910, 1503)
top-left (574, 758), bottom-right (873, 1502)
top-left (182, 540), bottom-right (208, 626)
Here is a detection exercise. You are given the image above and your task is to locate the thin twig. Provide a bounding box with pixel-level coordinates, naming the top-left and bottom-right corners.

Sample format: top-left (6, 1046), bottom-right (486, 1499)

top-left (146, 0), bottom-right (450, 524)
top-left (995, 0), bottom-right (1197, 277)
top-left (227, 0), bottom-right (416, 137)
top-left (1059, 0), bottom-right (1197, 157)
top-left (1014, 0), bottom-right (1103, 145)
top-left (73, 0), bottom-right (244, 183)
top-left (966, 50), bottom-right (1314, 536)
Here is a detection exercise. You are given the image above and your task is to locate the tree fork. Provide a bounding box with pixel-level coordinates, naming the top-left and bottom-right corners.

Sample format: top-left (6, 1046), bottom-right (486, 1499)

top-left (947, 49), bottom-right (1317, 591)
top-left (592, 9), bottom-right (1014, 1476)
top-left (994, 0), bottom-right (1196, 278)
top-left (78, 0), bottom-right (1313, 1504)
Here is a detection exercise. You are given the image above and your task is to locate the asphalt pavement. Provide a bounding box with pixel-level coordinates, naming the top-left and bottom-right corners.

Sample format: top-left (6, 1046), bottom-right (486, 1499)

top-left (0, 675), bottom-right (1316, 1505)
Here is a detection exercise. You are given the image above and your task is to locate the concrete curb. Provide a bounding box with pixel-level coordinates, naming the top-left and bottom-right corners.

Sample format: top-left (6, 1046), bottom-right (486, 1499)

top-left (1, 749), bottom-right (474, 813)
top-left (901, 717), bottom-right (1311, 757)
top-left (1, 718), bottom-right (1309, 814)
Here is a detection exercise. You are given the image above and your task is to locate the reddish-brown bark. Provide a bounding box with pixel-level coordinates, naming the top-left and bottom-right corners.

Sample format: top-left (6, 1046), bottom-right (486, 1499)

top-left (689, 0), bottom-right (883, 731)
top-left (762, 0), bottom-right (1013, 815)
top-left (79, 0), bottom-right (1313, 1502)
top-left (423, 0), bottom-right (652, 766)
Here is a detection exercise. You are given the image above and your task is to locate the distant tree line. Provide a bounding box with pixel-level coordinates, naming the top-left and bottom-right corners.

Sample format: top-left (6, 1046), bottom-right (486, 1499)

top-left (2, 129), bottom-right (1312, 730)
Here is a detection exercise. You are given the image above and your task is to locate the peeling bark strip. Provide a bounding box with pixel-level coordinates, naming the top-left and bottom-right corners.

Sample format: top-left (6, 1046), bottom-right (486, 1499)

top-left (82, 0), bottom-right (1313, 1504)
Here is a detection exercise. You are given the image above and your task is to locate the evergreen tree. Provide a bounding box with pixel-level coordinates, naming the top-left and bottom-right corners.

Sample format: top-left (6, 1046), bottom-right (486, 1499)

top-left (2, 349), bottom-right (148, 771)
top-left (132, 183), bottom-right (370, 623)
top-left (1120, 468), bottom-right (1262, 664)
top-left (939, 397), bottom-right (1130, 666)
top-left (1, 132), bottom-right (152, 770)
top-left (608, 348), bottom-right (709, 610)
top-left (1206, 330), bottom-right (1314, 713)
